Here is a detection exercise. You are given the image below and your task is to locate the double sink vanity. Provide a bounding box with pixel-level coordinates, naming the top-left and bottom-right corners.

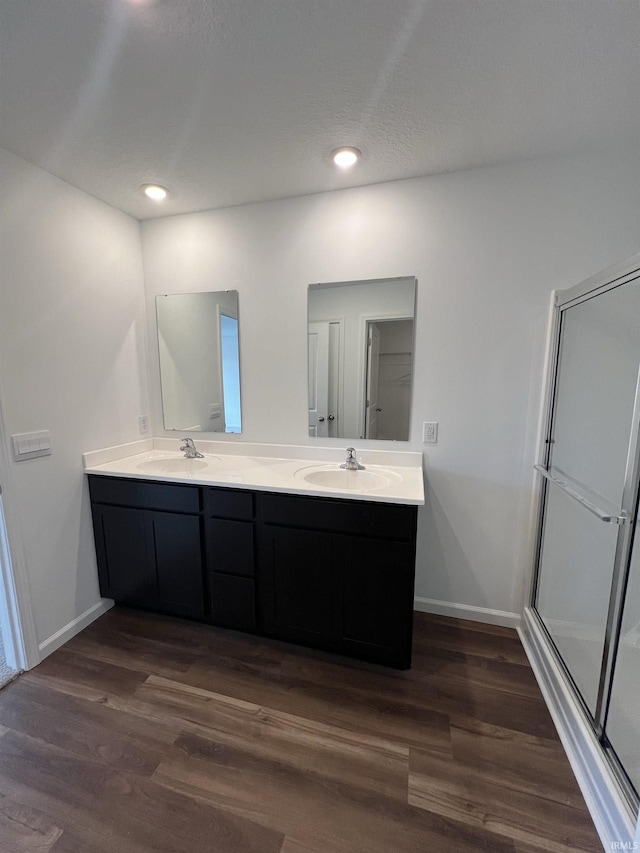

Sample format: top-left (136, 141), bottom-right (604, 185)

top-left (85, 275), bottom-right (423, 667)
top-left (84, 438), bottom-right (424, 668)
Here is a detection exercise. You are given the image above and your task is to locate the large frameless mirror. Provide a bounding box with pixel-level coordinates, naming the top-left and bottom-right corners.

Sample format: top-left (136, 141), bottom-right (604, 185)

top-left (156, 291), bottom-right (242, 433)
top-left (307, 276), bottom-right (416, 440)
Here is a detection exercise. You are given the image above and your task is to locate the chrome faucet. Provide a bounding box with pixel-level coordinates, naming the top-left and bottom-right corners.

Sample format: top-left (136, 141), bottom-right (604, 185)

top-left (180, 437), bottom-right (205, 459)
top-left (340, 447), bottom-right (365, 471)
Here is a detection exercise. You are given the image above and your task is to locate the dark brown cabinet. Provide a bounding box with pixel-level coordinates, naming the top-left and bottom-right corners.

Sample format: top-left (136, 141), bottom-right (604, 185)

top-left (91, 503), bottom-right (152, 605)
top-left (151, 512), bottom-right (204, 617)
top-left (88, 475), bottom-right (418, 668)
top-left (259, 526), bottom-right (335, 645)
top-left (337, 535), bottom-right (414, 665)
top-left (90, 495), bottom-right (204, 619)
top-left (257, 493), bottom-right (416, 667)
top-left (205, 487), bottom-right (256, 632)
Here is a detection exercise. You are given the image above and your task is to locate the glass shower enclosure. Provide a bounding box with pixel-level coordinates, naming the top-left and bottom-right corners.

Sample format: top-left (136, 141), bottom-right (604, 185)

top-left (532, 260), bottom-right (640, 813)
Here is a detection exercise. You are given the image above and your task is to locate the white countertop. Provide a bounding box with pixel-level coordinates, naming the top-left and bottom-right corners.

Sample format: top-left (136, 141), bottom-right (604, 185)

top-left (83, 439), bottom-right (425, 506)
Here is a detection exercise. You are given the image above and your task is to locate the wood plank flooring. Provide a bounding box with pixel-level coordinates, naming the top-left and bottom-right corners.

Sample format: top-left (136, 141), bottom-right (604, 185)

top-left (0, 608), bottom-right (603, 852)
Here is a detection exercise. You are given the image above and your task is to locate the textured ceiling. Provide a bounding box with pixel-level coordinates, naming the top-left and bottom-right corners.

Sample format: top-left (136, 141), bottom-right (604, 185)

top-left (1, 0), bottom-right (639, 220)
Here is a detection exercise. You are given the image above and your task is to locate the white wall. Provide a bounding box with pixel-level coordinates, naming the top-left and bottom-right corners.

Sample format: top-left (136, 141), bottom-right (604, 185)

top-left (0, 146), bottom-right (149, 657)
top-left (142, 148), bottom-right (640, 623)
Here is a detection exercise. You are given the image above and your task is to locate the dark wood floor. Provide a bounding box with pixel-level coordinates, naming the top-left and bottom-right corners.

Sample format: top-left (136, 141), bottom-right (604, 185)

top-left (0, 607), bottom-right (602, 853)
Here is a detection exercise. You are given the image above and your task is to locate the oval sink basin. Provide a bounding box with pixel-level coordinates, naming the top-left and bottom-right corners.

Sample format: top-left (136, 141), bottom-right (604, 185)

top-left (136, 457), bottom-right (216, 474)
top-left (299, 467), bottom-right (400, 492)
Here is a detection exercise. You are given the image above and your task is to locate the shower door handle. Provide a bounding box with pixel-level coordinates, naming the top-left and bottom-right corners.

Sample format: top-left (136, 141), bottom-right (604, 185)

top-left (534, 465), bottom-right (628, 525)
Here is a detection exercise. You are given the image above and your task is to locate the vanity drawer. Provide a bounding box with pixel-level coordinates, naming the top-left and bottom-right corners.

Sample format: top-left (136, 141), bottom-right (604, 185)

top-left (205, 487), bottom-right (254, 520)
top-left (207, 518), bottom-right (254, 577)
top-left (88, 476), bottom-right (200, 514)
top-left (258, 493), bottom-right (416, 541)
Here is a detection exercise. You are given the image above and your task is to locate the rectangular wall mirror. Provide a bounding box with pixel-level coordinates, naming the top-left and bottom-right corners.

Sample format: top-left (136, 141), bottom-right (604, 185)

top-left (156, 291), bottom-right (242, 433)
top-left (307, 276), bottom-right (416, 441)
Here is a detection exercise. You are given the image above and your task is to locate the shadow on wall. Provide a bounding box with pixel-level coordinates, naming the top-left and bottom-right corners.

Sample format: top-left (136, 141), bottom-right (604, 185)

top-left (75, 474), bottom-right (105, 623)
top-left (415, 467), bottom-right (526, 617)
top-left (35, 469), bottom-right (106, 660)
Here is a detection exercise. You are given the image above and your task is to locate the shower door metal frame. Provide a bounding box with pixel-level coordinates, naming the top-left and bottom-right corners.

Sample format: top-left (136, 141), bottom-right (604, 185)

top-left (530, 253), bottom-right (640, 810)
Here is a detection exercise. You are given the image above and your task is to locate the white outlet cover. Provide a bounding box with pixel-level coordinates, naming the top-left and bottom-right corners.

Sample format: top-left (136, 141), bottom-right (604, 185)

top-left (423, 421), bottom-right (438, 444)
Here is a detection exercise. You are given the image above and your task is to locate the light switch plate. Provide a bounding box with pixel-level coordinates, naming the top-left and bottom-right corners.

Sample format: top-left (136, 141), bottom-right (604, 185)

top-left (12, 430), bottom-right (52, 461)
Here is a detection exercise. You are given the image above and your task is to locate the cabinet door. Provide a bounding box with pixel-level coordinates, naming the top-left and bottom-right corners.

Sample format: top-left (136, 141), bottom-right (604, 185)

top-left (335, 536), bottom-right (414, 668)
top-left (92, 505), bottom-right (153, 604)
top-left (259, 527), bottom-right (334, 646)
top-left (148, 512), bottom-right (204, 619)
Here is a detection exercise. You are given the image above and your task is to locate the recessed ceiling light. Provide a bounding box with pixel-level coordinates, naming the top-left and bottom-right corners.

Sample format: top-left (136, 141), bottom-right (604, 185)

top-left (331, 147), bottom-right (361, 169)
top-left (141, 183), bottom-right (168, 201)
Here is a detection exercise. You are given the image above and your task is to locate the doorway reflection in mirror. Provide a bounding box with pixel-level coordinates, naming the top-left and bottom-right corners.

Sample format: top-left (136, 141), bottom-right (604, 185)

top-left (308, 277), bottom-right (416, 441)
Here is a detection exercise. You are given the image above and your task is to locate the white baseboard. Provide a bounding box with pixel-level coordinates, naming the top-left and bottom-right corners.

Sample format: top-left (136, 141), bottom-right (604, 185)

top-left (413, 596), bottom-right (521, 629)
top-left (519, 607), bottom-right (637, 851)
top-left (37, 598), bottom-right (114, 661)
